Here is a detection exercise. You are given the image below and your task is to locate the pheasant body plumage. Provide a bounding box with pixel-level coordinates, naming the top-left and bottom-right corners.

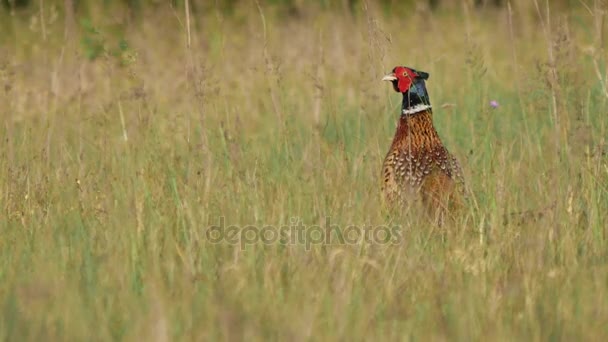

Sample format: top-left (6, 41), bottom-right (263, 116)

top-left (381, 66), bottom-right (465, 218)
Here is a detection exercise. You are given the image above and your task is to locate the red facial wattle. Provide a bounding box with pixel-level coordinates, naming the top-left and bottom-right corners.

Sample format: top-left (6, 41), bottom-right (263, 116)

top-left (383, 66), bottom-right (421, 93)
top-left (393, 66), bottom-right (418, 93)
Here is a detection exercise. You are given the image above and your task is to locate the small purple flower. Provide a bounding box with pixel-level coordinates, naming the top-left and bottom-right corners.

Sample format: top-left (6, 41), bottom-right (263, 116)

top-left (490, 100), bottom-right (499, 109)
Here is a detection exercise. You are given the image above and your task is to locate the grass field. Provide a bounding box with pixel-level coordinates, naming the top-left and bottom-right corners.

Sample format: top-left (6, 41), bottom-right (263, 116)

top-left (1, 0), bottom-right (608, 340)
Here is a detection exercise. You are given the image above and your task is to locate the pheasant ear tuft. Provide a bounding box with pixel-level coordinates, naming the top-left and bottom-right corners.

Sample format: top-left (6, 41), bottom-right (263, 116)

top-left (416, 71), bottom-right (430, 80)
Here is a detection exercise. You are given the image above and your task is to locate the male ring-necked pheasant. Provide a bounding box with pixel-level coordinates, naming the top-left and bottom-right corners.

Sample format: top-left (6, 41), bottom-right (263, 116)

top-left (381, 66), bottom-right (465, 219)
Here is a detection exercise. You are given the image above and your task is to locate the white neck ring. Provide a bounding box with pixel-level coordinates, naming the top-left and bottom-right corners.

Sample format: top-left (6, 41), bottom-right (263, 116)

top-left (402, 104), bottom-right (432, 115)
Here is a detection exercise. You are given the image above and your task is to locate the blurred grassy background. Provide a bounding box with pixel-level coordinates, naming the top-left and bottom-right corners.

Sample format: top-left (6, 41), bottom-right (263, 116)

top-left (1, 0), bottom-right (608, 340)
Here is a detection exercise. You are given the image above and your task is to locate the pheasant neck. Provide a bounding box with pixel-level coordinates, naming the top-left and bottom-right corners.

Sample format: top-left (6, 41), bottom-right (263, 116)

top-left (401, 82), bottom-right (431, 116)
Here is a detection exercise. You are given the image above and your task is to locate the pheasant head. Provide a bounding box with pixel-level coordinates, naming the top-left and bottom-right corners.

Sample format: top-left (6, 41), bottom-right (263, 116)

top-left (382, 66), bottom-right (431, 115)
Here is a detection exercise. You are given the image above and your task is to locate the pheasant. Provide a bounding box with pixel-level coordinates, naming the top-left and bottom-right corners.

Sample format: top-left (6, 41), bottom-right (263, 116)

top-left (381, 66), bottom-right (465, 220)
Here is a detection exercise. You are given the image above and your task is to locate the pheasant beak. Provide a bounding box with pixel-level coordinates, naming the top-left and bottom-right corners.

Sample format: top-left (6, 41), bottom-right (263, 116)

top-left (382, 73), bottom-right (397, 82)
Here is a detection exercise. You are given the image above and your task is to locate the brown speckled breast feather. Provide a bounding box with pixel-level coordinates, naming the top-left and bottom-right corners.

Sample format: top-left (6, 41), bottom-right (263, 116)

top-left (381, 110), bottom-right (465, 217)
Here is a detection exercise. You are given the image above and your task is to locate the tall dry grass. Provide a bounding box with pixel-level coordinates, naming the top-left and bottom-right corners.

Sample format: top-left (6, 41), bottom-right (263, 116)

top-left (1, 0), bottom-right (607, 340)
